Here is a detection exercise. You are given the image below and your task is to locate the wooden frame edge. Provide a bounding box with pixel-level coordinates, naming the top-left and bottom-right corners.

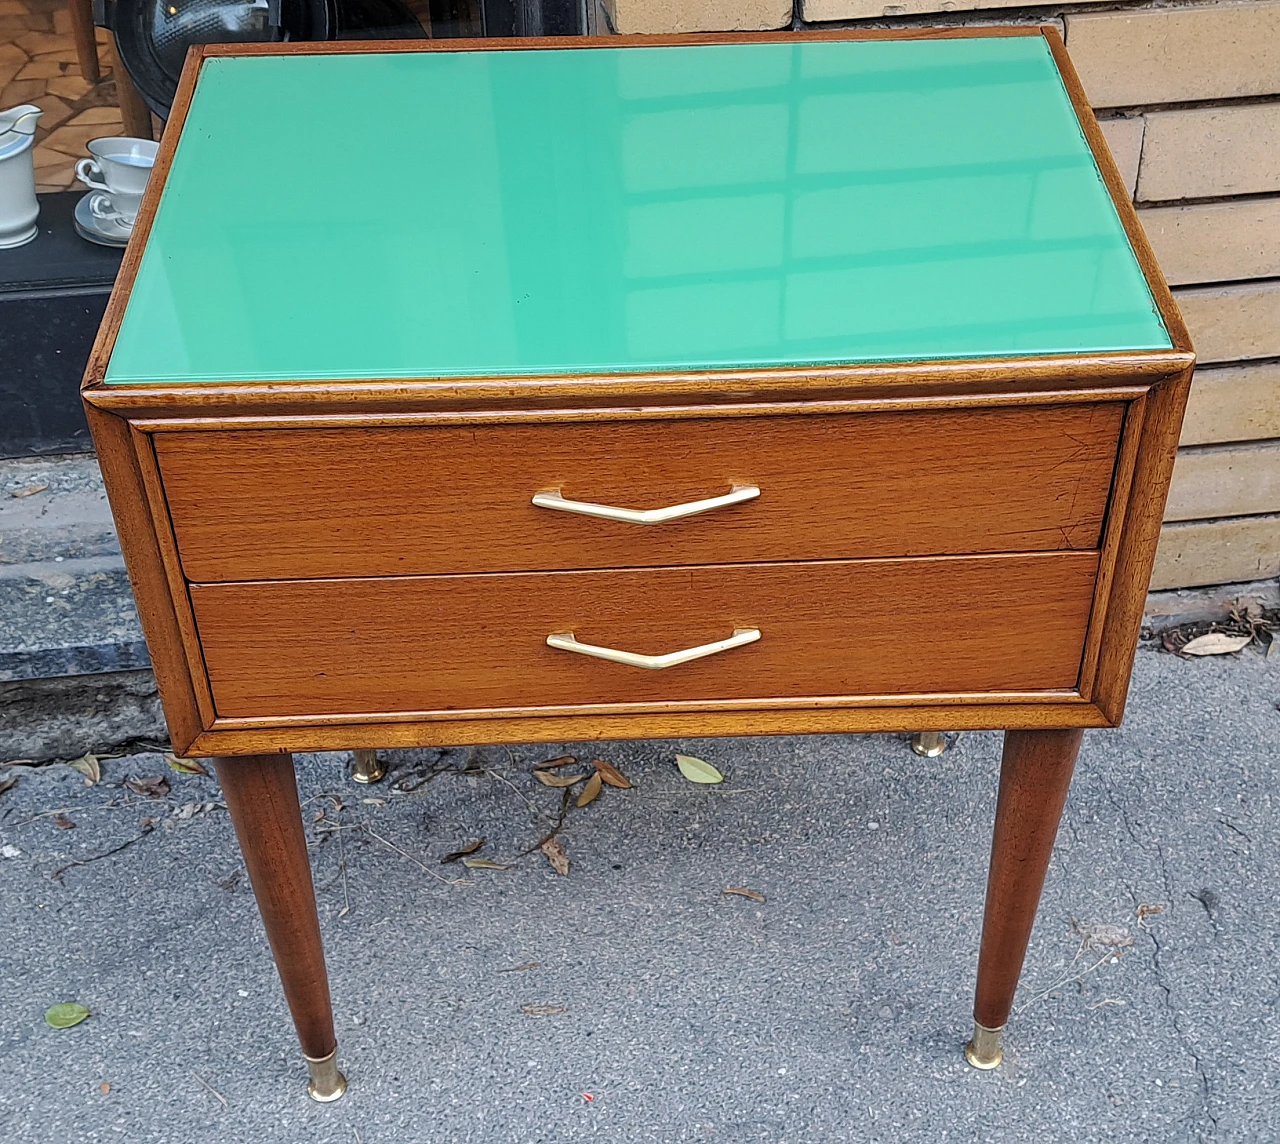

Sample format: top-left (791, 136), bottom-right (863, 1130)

top-left (1091, 366), bottom-right (1195, 722)
top-left (82, 403), bottom-right (207, 753)
top-left (84, 359), bottom-right (1184, 420)
top-left (129, 426), bottom-right (220, 726)
top-left (1077, 392), bottom-right (1147, 699)
top-left (185, 700), bottom-right (1114, 757)
top-left (206, 688), bottom-right (1092, 732)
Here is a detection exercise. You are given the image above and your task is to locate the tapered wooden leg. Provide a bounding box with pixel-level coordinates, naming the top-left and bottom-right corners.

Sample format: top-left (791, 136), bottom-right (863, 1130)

top-left (212, 754), bottom-right (346, 1101)
top-left (967, 728), bottom-right (1084, 1068)
top-left (105, 31), bottom-right (153, 140)
top-left (68, 0), bottom-right (100, 85)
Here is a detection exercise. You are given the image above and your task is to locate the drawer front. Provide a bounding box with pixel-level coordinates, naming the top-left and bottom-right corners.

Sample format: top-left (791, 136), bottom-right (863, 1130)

top-left (157, 404), bottom-right (1123, 583)
top-left (190, 553), bottom-right (1099, 719)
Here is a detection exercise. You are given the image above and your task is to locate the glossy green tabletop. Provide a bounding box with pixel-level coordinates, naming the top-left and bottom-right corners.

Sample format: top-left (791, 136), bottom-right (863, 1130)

top-left (105, 35), bottom-right (1170, 385)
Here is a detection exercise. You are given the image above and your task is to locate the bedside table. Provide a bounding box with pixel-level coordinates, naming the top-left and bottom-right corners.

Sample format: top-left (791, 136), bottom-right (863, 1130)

top-left (82, 27), bottom-right (1193, 1099)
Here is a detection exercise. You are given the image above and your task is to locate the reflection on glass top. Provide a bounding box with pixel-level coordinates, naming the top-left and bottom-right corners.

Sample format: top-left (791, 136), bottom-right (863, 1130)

top-left (105, 36), bottom-right (1171, 385)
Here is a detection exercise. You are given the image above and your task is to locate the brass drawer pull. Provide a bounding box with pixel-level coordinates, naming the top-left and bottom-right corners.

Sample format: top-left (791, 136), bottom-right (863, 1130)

top-left (546, 627), bottom-right (761, 670)
top-left (532, 484), bottom-right (760, 525)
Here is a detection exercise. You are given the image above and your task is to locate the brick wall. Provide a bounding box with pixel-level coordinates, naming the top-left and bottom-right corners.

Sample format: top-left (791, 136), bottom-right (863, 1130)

top-left (596, 0), bottom-right (1280, 591)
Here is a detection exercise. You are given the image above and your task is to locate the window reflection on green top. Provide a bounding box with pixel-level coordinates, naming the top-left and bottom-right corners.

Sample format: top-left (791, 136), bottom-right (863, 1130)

top-left (105, 36), bottom-right (1171, 385)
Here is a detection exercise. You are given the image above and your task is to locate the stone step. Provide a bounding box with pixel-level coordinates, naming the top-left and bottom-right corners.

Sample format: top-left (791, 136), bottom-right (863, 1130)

top-left (0, 454), bottom-right (147, 684)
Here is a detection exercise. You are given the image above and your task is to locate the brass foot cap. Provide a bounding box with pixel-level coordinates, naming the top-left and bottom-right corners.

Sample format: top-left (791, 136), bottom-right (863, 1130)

top-left (911, 732), bottom-right (948, 758)
top-left (964, 1023), bottom-right (1004, 1070)
top-left (305, 1050), bottom-right (348, 1102)
top-left (351, 749), bottom-right (385, 785)
top-left (307, 1072), bottom-right (348, 1102)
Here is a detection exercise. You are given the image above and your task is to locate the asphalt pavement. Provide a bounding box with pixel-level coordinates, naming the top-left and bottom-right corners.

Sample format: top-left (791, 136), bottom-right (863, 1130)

top-left (1, 644), bottom-right (1277, 1143)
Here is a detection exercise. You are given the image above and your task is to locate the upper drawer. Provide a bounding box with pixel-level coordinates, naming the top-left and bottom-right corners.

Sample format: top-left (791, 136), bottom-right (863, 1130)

top-left (154, 403), bottom-right (1124, 582)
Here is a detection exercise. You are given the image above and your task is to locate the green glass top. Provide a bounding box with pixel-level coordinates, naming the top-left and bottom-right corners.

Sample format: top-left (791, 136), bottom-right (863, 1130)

top-left (105, 35), bottom-right (1170, 385)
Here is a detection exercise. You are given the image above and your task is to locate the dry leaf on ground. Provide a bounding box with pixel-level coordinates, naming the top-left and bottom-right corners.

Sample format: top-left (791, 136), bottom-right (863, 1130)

top-left (441, 838), bottom-right (485, 864)
top-left (99, 1083), bottom-right (110, 1095)
top-left (498, 962), bottom-right (539, 973)
top-left (676, 754), bottom-right (723, 784)
top-left (166, 755), bottom-right (209, 775)
top-left (723, 886), bottom-right (766, 903)
top-left (520, 1003), bottom-right (568, 1016)
top-left (535, 770), bottom-right (588, 788)
top-left (592, 759), bottom-right (632, 789)
top-left (53, 814), bottom-right (76, 831)
top-left (67, 754), bottom-right (100, 784)
top-left (1180, 632), bottom-right (1253, 656)
top-left (0, 775), bottom-right (17, 798)
top-left (576, 772), bottom-right (603, 807)
top-left (534, 755), bottom-right (577, 770)
top-left (45, 1003), bottom-right (90, 1029)
top-left (462, 857), bottom-right (509, 870)
top-left (11, 482), bottom-right (49, 498)
top-left (540, 837), bottom-right (569, 875)
top-left (1077, 922), bottom-right (1134, 949)
top-left (126, 775), bottom-right (171, 799)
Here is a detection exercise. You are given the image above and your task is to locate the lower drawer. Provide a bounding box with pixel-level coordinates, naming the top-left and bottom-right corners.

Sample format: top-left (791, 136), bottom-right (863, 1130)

top-left (190, 553), bottom-right (1099, 719)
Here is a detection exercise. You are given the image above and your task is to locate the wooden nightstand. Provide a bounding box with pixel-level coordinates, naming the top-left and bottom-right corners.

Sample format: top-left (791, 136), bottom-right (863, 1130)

top-left (82, 27), bottom-right (1193, 1098)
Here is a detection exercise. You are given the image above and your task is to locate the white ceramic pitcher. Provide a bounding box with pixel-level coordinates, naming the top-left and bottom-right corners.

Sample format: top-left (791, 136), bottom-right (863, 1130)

top-left (0, 104), bottom-right (43, 249)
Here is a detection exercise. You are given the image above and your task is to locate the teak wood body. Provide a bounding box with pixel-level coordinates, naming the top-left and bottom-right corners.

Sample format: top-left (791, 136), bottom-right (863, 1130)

top-left (82, 27), bottom-right (1194, 761)
top-left (82, 27), bottom-right (1193, 1089)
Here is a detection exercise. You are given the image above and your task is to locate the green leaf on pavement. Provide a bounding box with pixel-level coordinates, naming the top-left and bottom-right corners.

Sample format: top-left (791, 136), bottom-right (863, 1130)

top-left (45, 1003), bottom-right (90, 1029)
top-left (675, 754), bottom-right (723, 784)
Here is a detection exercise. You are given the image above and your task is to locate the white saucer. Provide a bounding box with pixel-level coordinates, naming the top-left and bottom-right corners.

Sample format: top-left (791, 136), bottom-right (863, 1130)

top-left (73, 191), bottom-right (132, 247)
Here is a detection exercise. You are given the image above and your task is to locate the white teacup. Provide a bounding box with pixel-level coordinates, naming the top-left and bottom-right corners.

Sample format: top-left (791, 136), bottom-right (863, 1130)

top-left (88, 188), bottom-right (143, 227)
top-left (76, 136), bottom-right (157, 229)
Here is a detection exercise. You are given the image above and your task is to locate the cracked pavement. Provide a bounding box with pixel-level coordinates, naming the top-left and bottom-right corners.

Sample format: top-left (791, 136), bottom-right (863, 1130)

top-left (0, 644), bottom-right (1277, 1143)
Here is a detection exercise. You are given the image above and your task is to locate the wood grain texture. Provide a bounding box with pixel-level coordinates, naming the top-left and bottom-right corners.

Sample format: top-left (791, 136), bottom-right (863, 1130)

top-left (1151, 513), bottom-right (1280, 590)
top-left (84, 360), bottom-right (1173, 424)
top-left (212, 755), bottom-right (336, 1059)
top-left (184, 700), bottom-right (1112, 758)
top-left (1064, 2), bottom-right (1280, 108)
top-left (1166, 441), bottom-right (1280, 522)
top-left (1076, 395), bottom-right (1144, 701)
top-left (130, 427), bottom-right (217, 726)
top-left (208, 688), bottom-right (1088, 731)
top-left (1173, 282), bottom-right (1280, 366)
top-left (105, 30), bottom-right (152, 140)
top-left (973, 728), bottom-right (1084, 1030)
top-left (81, 404), bottom-right (205, 752)
top-left (68, 0), bottom-right (99, 85)
top-left (1138, 103), bottom-right (1280, 203)
top-left (1180, 363), bottom-right (1280, 447)
top-left (156, 404), bottom-right (1124, 582)
top-left (188, 553), bottom-right (1099, 719)
top-left (1138, 198), bottom-right (1280, 287)
top-left (1091, 367), bottom-right (1193, 723)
